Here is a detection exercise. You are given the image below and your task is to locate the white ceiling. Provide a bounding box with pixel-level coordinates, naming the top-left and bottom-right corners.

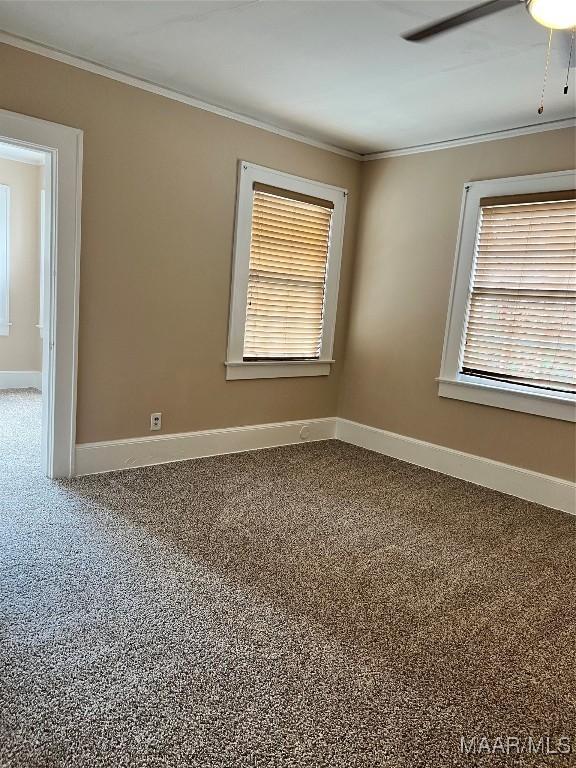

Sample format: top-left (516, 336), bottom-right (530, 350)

top-left (0, 1), bottom-right (574, 154)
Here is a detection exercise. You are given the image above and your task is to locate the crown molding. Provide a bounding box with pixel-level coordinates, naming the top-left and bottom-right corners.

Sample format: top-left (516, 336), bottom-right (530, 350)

top-left (0, 30), bottom-right (361, 161)
top-left (360, 117), bottom-right (576, 161)
top-left (1, 30), bottom-right (574, 163)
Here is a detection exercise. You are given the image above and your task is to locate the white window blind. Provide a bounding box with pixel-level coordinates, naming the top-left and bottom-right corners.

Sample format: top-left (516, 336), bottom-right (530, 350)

top-left (461, 193), bottom-right (576, 394)
top-left (243, 183), bottom-right (333, 361)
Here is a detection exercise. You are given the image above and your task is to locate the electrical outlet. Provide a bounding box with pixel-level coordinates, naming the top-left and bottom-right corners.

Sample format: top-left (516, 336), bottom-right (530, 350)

top-left (150, 412), bottom-right (162, 431)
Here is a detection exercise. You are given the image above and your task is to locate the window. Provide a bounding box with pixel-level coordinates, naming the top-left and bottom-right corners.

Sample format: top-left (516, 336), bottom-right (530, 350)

top-left (0, 184), bottom-right (9, 336)
top-left (226, 162), bottom-right (346, 380)
top-left (439, 171), bottom-right (576, 422)
top-left (38, 188), bottom-right (46, 337)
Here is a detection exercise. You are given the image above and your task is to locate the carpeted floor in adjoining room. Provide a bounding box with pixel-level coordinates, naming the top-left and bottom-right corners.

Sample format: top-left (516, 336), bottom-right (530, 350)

top-left (1, 388), bottom-right (575, 768)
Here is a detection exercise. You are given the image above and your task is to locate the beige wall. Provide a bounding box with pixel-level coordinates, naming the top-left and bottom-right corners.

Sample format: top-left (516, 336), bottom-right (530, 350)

top-left (0, 155), bottom-right (42, 373)
top-left (1, 42), bottom-right (573, 481)
top-left (0, 43), bottom-right (361, 443)
top-left (339, 129), bottom-right (576, 481)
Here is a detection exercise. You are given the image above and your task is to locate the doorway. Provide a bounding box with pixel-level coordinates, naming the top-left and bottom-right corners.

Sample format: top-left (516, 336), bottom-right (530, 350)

top-left (0, 141), bottom-right (48, 477)
top-left (0, 108), bottom-right (82, 478)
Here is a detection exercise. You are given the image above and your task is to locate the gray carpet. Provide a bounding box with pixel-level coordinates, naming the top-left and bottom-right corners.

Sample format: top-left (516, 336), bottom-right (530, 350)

top-left (1, 389), bottom-right (575, 767)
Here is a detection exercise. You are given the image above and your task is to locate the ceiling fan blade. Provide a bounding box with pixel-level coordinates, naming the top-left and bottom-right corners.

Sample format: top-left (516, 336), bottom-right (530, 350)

top-left (403, 0), bottom-right (521, 42)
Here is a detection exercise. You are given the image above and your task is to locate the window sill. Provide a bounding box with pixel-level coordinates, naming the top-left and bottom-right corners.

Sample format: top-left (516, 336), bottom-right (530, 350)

top-left (438, 375), bottom-right (575, 423)
top-left (225, 360), bottom-right (333, 380)
top-left (0, 324), bottom-right (10, 337)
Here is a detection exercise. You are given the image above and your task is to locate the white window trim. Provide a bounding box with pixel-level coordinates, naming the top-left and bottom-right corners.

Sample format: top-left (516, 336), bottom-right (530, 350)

top-left (439, 169), bottom-right (576, 423)
top-left (225, 161), bottom-right (347, 381)
top-left (0, 184), bottom-right (10, 336)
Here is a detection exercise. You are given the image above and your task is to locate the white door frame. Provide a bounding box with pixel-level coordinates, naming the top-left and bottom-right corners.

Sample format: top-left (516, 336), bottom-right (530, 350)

top-left (0, 108), bottom-right (83, 478)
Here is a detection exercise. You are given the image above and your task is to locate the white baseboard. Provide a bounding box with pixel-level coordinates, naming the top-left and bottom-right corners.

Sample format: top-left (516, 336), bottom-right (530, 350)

top-left (75, 417), bottom-right (337, 476)
top-left (0, 370), bottom-right (42, 390)
top-left (336, 418), bottom-right (575, 516)
top-left (73, 414), bottom-right (574, 516)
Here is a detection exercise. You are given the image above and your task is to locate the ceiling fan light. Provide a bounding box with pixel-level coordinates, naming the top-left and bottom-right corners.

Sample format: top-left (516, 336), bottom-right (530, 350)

top-left (527, 0), bottom-right (576, 29)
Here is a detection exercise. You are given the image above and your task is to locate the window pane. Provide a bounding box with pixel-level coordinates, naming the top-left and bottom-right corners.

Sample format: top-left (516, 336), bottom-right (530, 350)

top-left (461, 197), bottom-right (576, 393)
top-left (0, 185), bottom-right (9, 332)
top-left (243, 189), bottom-right (332, 361)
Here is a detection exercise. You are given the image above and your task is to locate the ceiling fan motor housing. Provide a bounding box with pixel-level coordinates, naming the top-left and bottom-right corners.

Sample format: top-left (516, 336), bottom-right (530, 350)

top-left (526, 0), bottom-right (576, 30)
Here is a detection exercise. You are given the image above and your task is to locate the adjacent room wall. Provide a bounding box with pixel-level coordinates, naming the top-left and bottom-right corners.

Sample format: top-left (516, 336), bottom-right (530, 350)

top-left (339, 128), bottom-right (576, 481)
top-left (0, 155), bottom-right (42, 375)
top-left (0, 42), bottom-right (361, 443)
